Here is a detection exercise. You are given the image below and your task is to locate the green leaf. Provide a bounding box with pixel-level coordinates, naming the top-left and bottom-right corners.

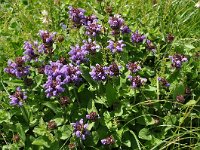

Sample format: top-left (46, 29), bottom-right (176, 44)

top-left (183, 100), bottom-right (196, 108)
top-left (32, 136), bottom-right (50, 148)
top-left (114, 105), bottom-right (124, 116)
top-left (33, 74), bottom-right (43, 89)
top-left (137, 115), bottom-right (155, 126)
top-left (92, 131), bottom-right (99, 145)
top-left (138, 128), bottom-right (152, 141)
top-left (16, 123), bottom-right (26, 142)
top-left (58, 125), bottom-right (72, 140)
top-left (106, 82), bottom-right (118, 105)
top-left (164, 115), bottom-right (177, 125)
top-left (43, 102), bottom-right (61, 114)
top-left (0, 110), bottom-right (10, 123)
top-left (87, 99), bottom-right (97, 113)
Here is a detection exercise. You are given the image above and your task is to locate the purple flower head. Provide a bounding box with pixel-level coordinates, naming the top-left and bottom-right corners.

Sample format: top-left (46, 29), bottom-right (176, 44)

top-left (43, 61), bottom-right (82, 98)
top-left (106, 62), bottom-right (121, 76)
top-left (69, 45), bottom-right (89, 65)
top-left (169, 54), bottom-right (188, 68)
top-left (128, 75), bottom-right (147, 88)
top-left (23, 41), bottom-right (45, 61)
top-left (108, 14), bottom-right (124, 30)
top-left (86, 112), bottom-right (100, 121)
top-left (85, 20), bottom-right (102, 36)
top-left (44, 61), bottom-right (64, 77)
top-left (89, 64), bottom-right (107, 81)
top-left (43, 75), bottom-right (65, 98)
top-left (146, 40), bottom-right (156, 53)
top-left (39, 30), bottom-right (56, 44)
top-left (126, 62), bottom-right (141, 73)
top-left (120, 25), bottom-right (131, 34)
top-left (61, 64), bottom-right (82, 84)
top-left (131, 30), bottom-right (146, 43)
top-left (9, 87), bottom-right (27, 106)
top-left (4, 57), bottom-right (30, 78)
top-left (71, 119), bottom-right (90, 140)
top-left (81, 38), bottom-right (100, 54)
top-left (82, 15), bottom-right (98, 26)
top-left (107, 40), bottom-right (126, 53)
top-left (101, 136), bottom-right (115, 145)
top-left (68, 6), bottom-right (86, 27)
top-left (158, 77), bottom-right (170, 87)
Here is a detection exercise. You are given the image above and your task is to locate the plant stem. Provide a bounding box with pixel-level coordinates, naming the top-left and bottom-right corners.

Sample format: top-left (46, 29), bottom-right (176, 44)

top-left (156, 75), bottom-right (160, 100)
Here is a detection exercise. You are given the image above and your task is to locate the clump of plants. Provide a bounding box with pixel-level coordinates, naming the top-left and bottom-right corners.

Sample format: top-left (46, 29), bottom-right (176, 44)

top-left (1, 2), bottom-right (200, 150)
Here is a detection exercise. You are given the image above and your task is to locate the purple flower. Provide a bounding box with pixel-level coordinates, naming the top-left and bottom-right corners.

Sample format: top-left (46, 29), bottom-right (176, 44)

top-left (158, 77), bottom-right (170, 87)
top-left (69, 45), bottom-right (89, 65)
top-left (83, 15), bottom-right (98, 26)
top-left (61, 64), bottom-right (82, 84)
top-left (146, 40), bottom-right (156, 53)
top-left (120, 25), bottom-right (131, 34)
top-left (169, 54), bottom-right (188, 68)
top-left (86, 112), bottom-right (100, 121)
top-left (39, 30), bottom-right (56, 44)
top-left (39, 30), bottom-right (56, 54)
top-left (68, 6), bottom-right (86, 27)
top-left (43, 61), bottom-right (82, 98)
top-left (23, 41), bottom-right (45, 61)
top-left (128, 75), bottom-right (147, 88)
top-left (89, 64), bottom-right (107, 81)
top-left (43, 75), bottom-right (65, 98)
top-left (4, 57), bottom-right (30, 78)
top-left (106, 62), bottom-right (121, 76)
top-left (101, 136), bottom-right (115, 145)
top-left (85, 20), bottom-right (102, 36)
top-left (71, 119), bottom-right (90, 140)
top-left (44, 61), bottom-right (64, 77)
top-left (108, 14), bottom-right (124, 30)
top-left (81, 38), bottom-right (100, 54)
top-left (9, 87), bottom-right (27, 106)
top-left (131, 30), bottom-right (146, 43)
top-left (107, 40), bottom-right (126, 53)
top-left (126, 62), bottom-right (141, 73)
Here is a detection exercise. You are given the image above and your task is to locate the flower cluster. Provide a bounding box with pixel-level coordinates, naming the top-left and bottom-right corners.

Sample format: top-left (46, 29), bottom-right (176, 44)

top-left (101, 136), bottom-right (115, 145)
top-left (126, 62), bottom-right (141, 73)
top-left (68, 6), bottom-right (86, 27)
top-left (85, 20), bottom-right (102, 36)
top-left (105, 62), bottom-right (121, 76)
top-left (9, 87), bottom-right (27, 106)
top-left (131, 30), bottom-right (146, 43)
top-left (169, 54), bottom-right (188, 68)
top-left (158, 77), bottom-right (170, 87)
top-left (23, 41), bottom-right (45, 61)
top-left (86, 112), bottom-right (100, 121)
top-left (108, 14), bottom-right (131, 35)
top-left (90, 63), bottom-right (122, 81)
top-left (71, 119), bottom-right (90, 140)
top-left (69, 45), bottom-right (89, 65)
top-left (44, 61), bottom-right (82, 97)
top-left (4, 57), bottom-right (30, 78)
top-left (89, 64), bottom-right (107, 81)
top-left (107, 40), bottom-right (126, 53)
top-left (146, 40), bottom-right (156, 53)
top-left (128, 75), bottom-right (147, 88)
top-left (81, 38), bottom-right (100, 54)
top-left (39, 30), bottom-right (56, 54)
